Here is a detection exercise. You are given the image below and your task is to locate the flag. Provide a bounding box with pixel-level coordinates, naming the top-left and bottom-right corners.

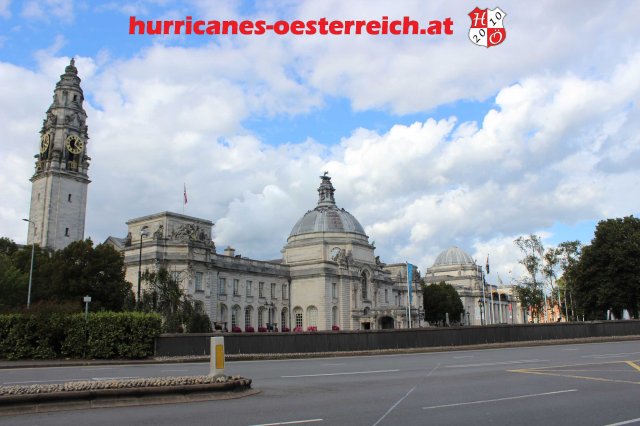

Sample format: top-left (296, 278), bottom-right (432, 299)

top-left (485, 254), bottom-right (490, 274)
top-left (407, 262), bottom-right (414, 305)
top-left (183, 184), bottom-right (188, 205)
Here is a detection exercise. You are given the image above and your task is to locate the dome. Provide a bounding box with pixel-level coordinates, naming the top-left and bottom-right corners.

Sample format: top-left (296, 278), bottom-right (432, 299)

top-left (289, 174), bottom-right (366, 238)
top-left (433, 246), bottom-right (474, 267)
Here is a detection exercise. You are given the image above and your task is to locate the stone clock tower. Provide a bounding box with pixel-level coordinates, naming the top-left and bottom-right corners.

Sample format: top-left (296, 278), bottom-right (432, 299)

top-left (27, 59), bottom-right (90, 251)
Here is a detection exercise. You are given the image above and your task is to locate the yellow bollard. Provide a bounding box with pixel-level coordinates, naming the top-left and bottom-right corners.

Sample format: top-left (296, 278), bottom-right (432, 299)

top-left (209, 336), bottom-right (225, 376)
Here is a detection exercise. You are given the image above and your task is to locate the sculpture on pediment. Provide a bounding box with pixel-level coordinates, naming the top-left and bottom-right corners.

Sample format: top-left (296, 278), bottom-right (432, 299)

top-left (170, 223), bottom-right (209, 243)
top-left (153, 225), bottom-right (164, 239)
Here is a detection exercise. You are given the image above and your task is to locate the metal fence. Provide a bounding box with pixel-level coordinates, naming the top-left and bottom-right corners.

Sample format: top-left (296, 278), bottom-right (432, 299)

top-left (154, 320), bottom-right (640, 357)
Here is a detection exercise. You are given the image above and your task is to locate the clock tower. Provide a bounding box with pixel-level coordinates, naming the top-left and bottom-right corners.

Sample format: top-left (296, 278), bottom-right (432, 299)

top-left (27, 59), bottom-right (91, 251)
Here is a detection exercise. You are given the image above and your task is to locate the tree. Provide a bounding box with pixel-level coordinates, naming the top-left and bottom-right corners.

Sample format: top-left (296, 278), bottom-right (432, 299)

top-left (513, 234), bottom-right (545, 322)
top-left (140, 268), bottom-right (212, 333)
top-left (0, 238), bottom-right (133, 312)
top-left (557, 240), bottom-right (582, 320)
top-left (569, 216), bottom-right (640, 320)
top-left (422, 281), bottom-right (464, 326)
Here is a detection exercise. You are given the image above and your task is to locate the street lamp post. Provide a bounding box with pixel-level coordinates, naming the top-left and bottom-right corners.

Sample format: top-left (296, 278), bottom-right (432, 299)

top-left (22, 219), bottom-right (36, 309)
top-left (137, 227), bottom-right (149, 308)
top-left (478, 299), bottom-right (485, 326)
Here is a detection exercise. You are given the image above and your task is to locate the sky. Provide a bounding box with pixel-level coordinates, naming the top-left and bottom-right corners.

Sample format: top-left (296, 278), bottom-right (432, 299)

top-left (1, 0), bottom-right (639, 285)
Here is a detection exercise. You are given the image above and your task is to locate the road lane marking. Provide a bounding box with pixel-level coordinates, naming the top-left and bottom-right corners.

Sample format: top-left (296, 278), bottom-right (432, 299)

top-left (320, 363), bottom-right (346, 366)
top-left (248, 419), bottom-right (323, 426)
top-left (161, 369), bottom-right (189, 372)
top-left (371, 363), bottom-right (440, 426)
top-left (445, 359), bottom-right (548, 368)
top-left (82, 367), bottom-right (114, 371)
top-left (422, 389), bottom-right (577, 410)
top-left (583, 352), bottom-right (640, 359)
top-left (281, 369), bottom-right (399, 378)
top-left (625, 361), bottom-right (640, 373)
top-left (453, 355), bottom-right (473, 359)
top-left (605, 417), bottom-right (640, 426)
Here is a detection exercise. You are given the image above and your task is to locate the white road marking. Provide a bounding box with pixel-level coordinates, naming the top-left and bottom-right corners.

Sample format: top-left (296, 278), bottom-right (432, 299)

top-left (281, 369), bottom-right (399, 378)
top-left (161, 369), bottom-right (188, 372)
top-left (371, 363), bottom-right (440, 426)
top-left (561, 348), bottom-right (579, 351)
top-left (445, 359), bottom-right (548, 368)
top-left (605, 417), bottom-right (640, 426)
top-left (453, 355), bottom-right (473, 359)
top-left (320, 363), bottom-right (346, 366)
top-left (81, 367), bottom-right (114, 371)
top-left (248, 419), bottom-right (323, 426)
top-left (423, 389), bottom-right (578, 410)
top-left (583, 352), bottom-right (640, 359)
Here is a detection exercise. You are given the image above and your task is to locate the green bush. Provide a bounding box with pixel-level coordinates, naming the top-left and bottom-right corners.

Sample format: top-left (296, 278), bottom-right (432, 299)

top-left (0, 312), bottom-right (161, 360)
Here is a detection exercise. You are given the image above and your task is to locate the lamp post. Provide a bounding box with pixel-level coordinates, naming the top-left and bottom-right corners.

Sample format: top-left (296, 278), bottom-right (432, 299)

top-left (478, 298), bottom-right (485, 326)
top-left (137, 227), bottom-right (149, 308)
top-left (22, 219), bottom-right (36, 309)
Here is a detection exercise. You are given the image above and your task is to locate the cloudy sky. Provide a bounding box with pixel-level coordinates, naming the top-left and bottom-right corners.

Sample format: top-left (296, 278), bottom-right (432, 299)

top-left (1, 1), bottom-right (639, 285)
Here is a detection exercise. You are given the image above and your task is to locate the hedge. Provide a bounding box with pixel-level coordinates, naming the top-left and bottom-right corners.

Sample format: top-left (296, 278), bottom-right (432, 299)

top-left (0, 312), bottom-right (162, 360)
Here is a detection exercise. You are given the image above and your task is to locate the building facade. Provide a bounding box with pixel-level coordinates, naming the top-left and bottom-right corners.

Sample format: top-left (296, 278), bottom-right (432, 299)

top-left (27, 59), bottom-right (90, 251)
top-left (109, 175), bottom-right (423, 331)
top-left (424, 246), bottom-right (520, 325)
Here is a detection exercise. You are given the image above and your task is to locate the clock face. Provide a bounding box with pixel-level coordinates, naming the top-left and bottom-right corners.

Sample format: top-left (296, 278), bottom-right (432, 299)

top-left (65, 135), bottom-right (83, 154)
top-left (40, 134), bottom-right (50, 154)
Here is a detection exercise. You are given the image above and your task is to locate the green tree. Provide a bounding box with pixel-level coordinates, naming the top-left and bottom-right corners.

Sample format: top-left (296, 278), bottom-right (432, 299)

top-left (557, 240), bottom-right (582, 320)
top-left (141, 268), bottom-right (212, 333)
top-left (422, 281), bottom-right (464, 326)
top-left (0, 238), bottom-right (133, 312)
top-left (513, 234), bottom-right (545, 322)
top-left (569, 216), bottom-right (640, 319)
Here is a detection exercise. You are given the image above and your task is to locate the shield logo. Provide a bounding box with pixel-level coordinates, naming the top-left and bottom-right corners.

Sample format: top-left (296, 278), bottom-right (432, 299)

top-left (468, 7), bottom-right (506, 48)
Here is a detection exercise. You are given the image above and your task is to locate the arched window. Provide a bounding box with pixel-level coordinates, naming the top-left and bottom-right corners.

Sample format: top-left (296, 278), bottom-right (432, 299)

top-left (361, 272), bottom-right (368, 300)
top-left (244, 306), bottom-right (253, 328)
top-left (219, 303), bottom-right (228, 324)
top-left (281, 307), bottom-right (289, 329)
top-left (258, 307), bottom-right (266, 327)
top-left (307, 306), bottom-right (318, 328)
top-left (294, 307), bottom-right (303, 329)
top-left (231, 305), bottom-right (241, 327)
top-left (332, 306), bottom-right (339, 327)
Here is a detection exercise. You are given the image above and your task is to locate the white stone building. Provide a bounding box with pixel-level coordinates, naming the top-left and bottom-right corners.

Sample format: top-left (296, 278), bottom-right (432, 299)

top-left (424, 246), bottom-right (521, 325)
top-left (108, 175), bottom-right (423, 331)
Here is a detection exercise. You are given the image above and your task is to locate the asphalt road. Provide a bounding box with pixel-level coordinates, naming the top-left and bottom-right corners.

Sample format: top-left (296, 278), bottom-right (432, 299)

top-left (1, 340), bottom-right (640, 426)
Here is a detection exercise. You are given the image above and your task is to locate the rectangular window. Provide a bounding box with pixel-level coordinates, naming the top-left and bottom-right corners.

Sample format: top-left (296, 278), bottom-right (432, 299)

top-left (67, 194), bottom-right (72, 202)
top-left (385, 289), bottom-right (389, 303)
top-left (233, 279), bottom-right (239, 296)
top-left (246, 280), bottom-right (252, 297)
top-left (195, 272), bottom-right (203, 292)
top-left (65, 227), bottom-right (69, 237)
top-left (332, 283), bottom-right (337, 299)
top-left (218, 277), bottom-right (226, 295)
top-left (282, 284), bottom-right (288, 300)
top-left (259, 282), bottom-right (265, 298)
top-left (270, 283), bottom-right (276, 299)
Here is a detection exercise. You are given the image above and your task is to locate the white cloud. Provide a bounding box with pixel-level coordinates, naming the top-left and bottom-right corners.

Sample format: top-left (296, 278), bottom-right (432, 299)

top-left (21, 0), bottom-right (75, 22)
top-left (1, 1), bottom-right (640, 289)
